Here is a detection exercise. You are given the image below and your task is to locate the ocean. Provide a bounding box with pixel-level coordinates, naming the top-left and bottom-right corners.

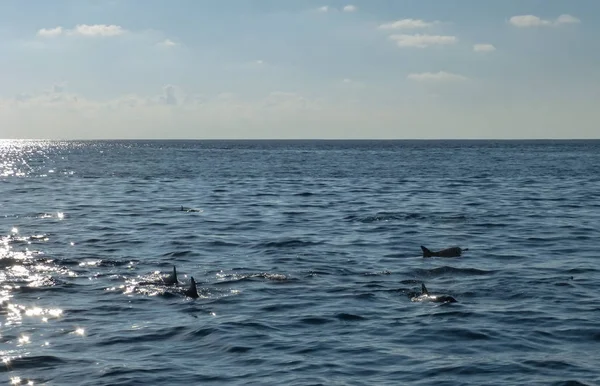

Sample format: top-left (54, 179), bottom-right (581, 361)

top-left (1, 139), bottom-right (599, 385)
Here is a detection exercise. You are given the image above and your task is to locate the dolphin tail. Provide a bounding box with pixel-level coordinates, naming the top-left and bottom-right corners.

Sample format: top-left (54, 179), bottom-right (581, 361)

top-left (421, 246), bottom-right (433, 258)
top-left (185, 277), bottom-right (199, 298)
top-left (421, 283), bottom-right (429, 295)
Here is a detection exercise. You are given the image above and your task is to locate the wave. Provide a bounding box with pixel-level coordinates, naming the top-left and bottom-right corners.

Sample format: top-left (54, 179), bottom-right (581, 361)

top-left (411, 266), bottom-right (494, 277)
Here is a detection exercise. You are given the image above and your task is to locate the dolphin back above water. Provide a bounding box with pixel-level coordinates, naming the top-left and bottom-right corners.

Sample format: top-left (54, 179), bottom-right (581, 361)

top-left (411, 283), bottom-right (457, 303)
top-left (162, 266), bottom-right (179, 285)
top-left (184, 277), bottom-right (199, 298)
top-left (180, 206), bottom-right (202, 213)
top-left (162, 266), bottom-right (199, 298)
top-left (421, 245), bottom-right (467, 258)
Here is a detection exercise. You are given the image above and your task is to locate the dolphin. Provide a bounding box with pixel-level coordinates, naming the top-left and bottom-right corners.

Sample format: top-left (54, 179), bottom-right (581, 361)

top-left (411, 283), bottom-right (457, 303)
top-left (180, 206), bottom-right (201, 213)
top-left (184, 277), bottom-right (199, 298)
top-left (421, 245), bottom-right (467, 258)
top-left (162, 266), bottom-right (179, 285)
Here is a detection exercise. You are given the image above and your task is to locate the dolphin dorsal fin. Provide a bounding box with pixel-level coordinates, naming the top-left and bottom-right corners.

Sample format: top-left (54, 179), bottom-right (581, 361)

top-left (185, 277), bottom-right (199, 298)
top-left (172, 266), bottom-right (177, 282)
top-left (421, 283), bottom-right (429, 295)
top-left (421, 246), bottom-right (432, 257)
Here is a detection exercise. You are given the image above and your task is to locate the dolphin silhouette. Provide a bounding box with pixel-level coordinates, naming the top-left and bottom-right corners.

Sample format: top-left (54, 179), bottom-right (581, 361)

top-left (162, 266), bottom-right (178, 285)
top-left (411, 283), bottom-right (457, 303)
top-left (180, 206), bottom-right (201, 213)
top-left (421, 245), bottom-right (467, 258)
top-left (184, 277), bottom-right (199, 298)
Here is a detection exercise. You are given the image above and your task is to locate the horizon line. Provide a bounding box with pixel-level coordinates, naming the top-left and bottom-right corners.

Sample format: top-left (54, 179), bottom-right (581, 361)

top-left (2, 138), bottom-right (599, 142)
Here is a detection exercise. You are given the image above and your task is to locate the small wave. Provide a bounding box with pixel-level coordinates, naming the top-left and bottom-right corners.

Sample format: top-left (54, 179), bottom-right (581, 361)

top-left (354, 293), bottom-right (376, 299)
top-left (399, 279), bottom-right (422, 285)
top-left (187, 327), bottom-right (218, 338)
top-left (161, 250), bottom-right (195, 257)
top-left (344, 212), bottom-right (468, 224)
top-left (293, 192), bottom-right (313, 197)
top-left (5, 355), bottom-right (70, 370)
top-left (438, 328), bottom-right (491, 340)
top-left (523, 359), bottom-right (579, 371)
top-left (207, 240), bottom-right (240, 247)
top-left (98, 326), bottom-right (186, 346)
top-left (363, 270), bottom-right (391, 276)
top-left (412, 266), bottom-right (493, 277)
top-left (336, 313), bottom-right (366, 321)
top-left (226, 345), bottom-right (253, 353)
top-left (251, 192), bottom-right (278, 197)
top-left (551, 381), bottom-right (593, 386)
top-left (215, 272), bottom-right (289, 284)
top-left (62, 258), bottom-right (136, 267)
top-left (299, 316), bottom-right (332, 325)
top-left (344, 213), bottom-right (414, 223)
top-left (252, 238), bottom-right (323, 249)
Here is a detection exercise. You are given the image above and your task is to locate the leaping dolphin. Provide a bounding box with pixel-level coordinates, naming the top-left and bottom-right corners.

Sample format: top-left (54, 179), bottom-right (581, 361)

top-left (411, 283), bottom-right (457, 303)
top-left (421, 245), bottom-right (467, 258)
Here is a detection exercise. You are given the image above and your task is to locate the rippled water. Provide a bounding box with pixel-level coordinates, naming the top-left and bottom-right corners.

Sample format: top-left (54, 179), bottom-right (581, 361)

top-left (1, 139), bottom-right (599, 385)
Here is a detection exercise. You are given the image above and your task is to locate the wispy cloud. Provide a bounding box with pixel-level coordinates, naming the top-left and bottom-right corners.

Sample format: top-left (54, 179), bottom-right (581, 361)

top-left (509, 14), bottom-right (581, 28)
top-left (473, 43), bottom-right (496, 52)
top-left (389, 34), bottom-right (457, 48)
top-left (157, 38), bottom-right (179, 47)
top-left (37, 27), bottom-right (63, 38)
top-left (378, 19), bottom-right (435, 30)
top-left (317, 6), bottom-right (329, 13)
top-left (343, 5), bottom-right (357, 12)
top-left (37, 24), bottom-right (127, 38)
top-left (407, 71), bottom-right (467, 82)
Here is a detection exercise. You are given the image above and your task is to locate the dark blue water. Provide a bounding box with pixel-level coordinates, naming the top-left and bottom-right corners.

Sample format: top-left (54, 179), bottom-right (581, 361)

top-left (1, 140), bottom-right (599, 385)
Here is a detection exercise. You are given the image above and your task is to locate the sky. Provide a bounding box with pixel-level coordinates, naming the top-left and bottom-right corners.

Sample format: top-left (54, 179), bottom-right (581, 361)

top-left (0, 0), bottom-right (598, 139)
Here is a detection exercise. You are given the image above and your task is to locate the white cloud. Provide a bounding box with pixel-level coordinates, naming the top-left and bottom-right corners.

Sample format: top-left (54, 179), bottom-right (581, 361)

top-left (317, 6), bottom-right (329, 12)
top-left (69, 24), bottom-right (126, 37)
top-left (343, 5), bottom-right (357, 12)
top-left (509, 15), bottom-right (551, 27)
top-left (509, 14), bottom-right (581, 27)
top-left (473, 43), bottom-right (496, 52)
top-left (157, 39), bottom-right (179, 47)
top-left (389, 34), bottom-right (457, 48)
top-left (36, 24), bottom-right (127, 38)
top-left (37, 27), bottom-right (63, 38)
top-left (378, 19), bottom-right (435, 30)
top-left (555, 14), bottom-right (581, 25)
top-left (407, 71), bottom-right (467, 82)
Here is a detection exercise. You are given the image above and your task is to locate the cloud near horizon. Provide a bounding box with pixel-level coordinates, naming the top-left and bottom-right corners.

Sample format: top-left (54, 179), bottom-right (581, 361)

top-left (509, 14), bottom-right (581, 27)
top-left (37, 24), bottom-right (127, 37)
top-left (3, 80), bottom-right (596, 140)
top-left (389, 34), bottom-right (457, 48)
top-left (473, 43), bottom-right (496, 52)
top-left (378, 19), bottom-right (436, 30)
top-left (407, 71), bottom-right (467, 82)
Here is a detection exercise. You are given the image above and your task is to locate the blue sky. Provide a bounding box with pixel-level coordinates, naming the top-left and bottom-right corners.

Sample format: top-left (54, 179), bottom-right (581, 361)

top-left (0, 0), bottom-right (598, 139)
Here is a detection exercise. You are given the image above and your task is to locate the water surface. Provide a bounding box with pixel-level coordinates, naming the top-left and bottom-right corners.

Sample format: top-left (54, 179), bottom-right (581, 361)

top-left (1, 140), bottom-right (599, 385)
